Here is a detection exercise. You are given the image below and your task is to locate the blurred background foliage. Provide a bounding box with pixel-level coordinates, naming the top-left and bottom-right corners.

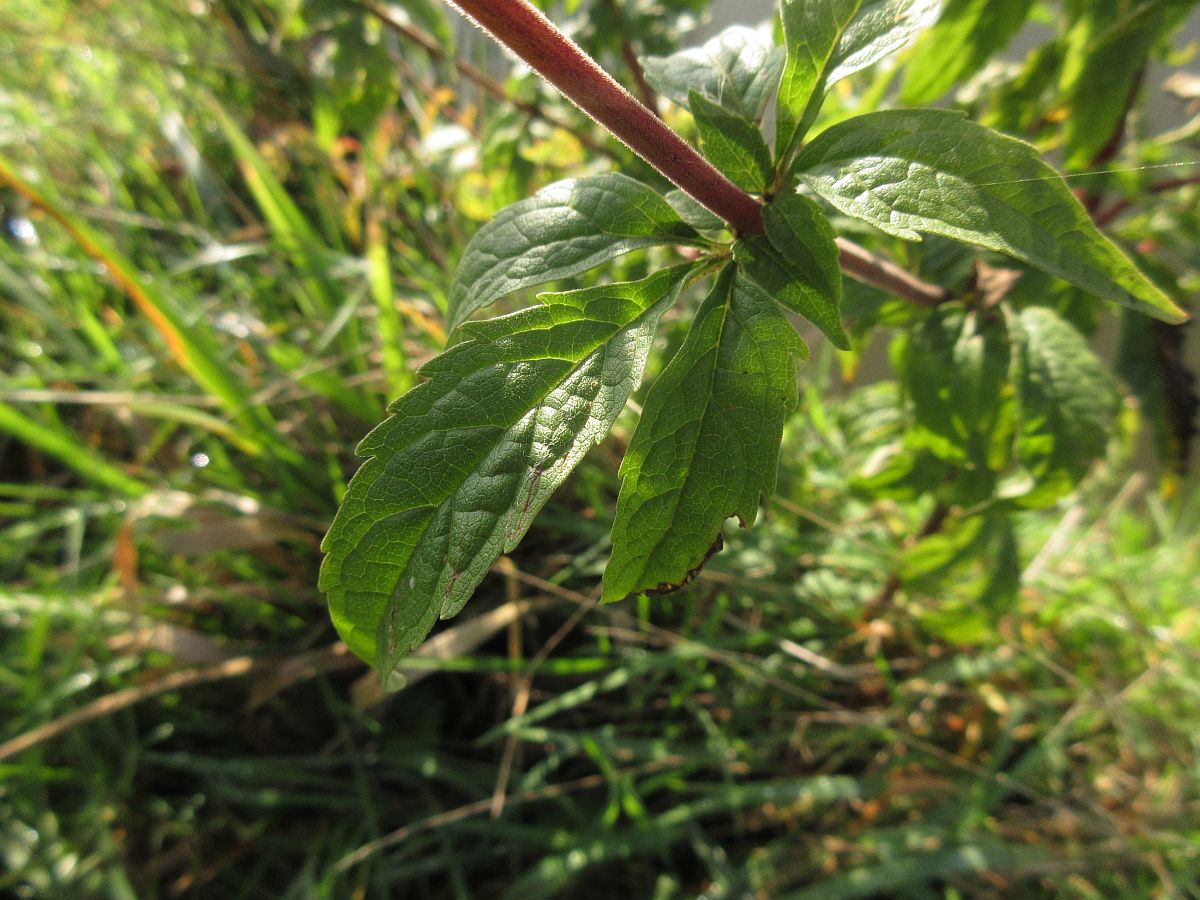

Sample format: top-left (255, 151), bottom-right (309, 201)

top-left (0, 0), bottom-right (1198, 897)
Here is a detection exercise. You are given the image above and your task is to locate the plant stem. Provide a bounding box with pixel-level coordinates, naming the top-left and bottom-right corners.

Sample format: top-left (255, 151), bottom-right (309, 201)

top-left (836, 238), bottom-right (949, 306)
top-left (444, 0), bottom-right (765, 235)
top-left (442, 0), bottom-right (951, 306)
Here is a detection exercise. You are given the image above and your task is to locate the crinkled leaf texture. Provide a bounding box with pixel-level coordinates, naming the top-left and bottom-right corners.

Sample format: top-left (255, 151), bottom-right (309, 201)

top-left (826, 0), bottom-right (941, 85)
top-left (447, 173), bottom-right (697, 332)
top-left (603, 265), bottom-right (808, 603)
top-left (1011, 306), bottom-right (1118, 506)
top-left (736, 192), bottom-right (849, 349)
top-left (795, 109), bottom-right (1187, 323)
top-left (641, 25), bottom-right (783, 120)
top-left (322, 267), bottom-right (690, 670)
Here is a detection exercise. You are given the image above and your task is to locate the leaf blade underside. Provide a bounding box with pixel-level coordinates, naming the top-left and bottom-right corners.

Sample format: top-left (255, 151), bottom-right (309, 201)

top-left (603, 265), bottom-right (808, 603)
top-left (322, 267), bottom-right (691, 671)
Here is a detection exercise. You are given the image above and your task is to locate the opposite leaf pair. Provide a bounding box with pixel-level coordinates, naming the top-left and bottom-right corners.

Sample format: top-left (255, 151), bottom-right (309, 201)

top-left (322, 0), bottom-right (1184, 674)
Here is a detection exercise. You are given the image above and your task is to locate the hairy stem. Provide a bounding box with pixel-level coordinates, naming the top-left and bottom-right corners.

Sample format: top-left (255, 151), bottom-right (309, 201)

top-left (443, 0), bottom-right (949, 306)
top-left (445, 0), bottom-right (765, 235)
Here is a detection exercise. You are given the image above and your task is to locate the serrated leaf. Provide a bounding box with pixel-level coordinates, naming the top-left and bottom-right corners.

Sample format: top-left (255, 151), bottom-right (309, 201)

top-left (795, 109), bottom-right (1187, 323)
top-left (688, 89), bottom-right (773, 193)
top-left (447, 174), bottom-right (697, 332)
top-left (895, 305), bottom-right (1011, 464)
top-left (1010, 306), bottom-right (1118, 506)
top-left (603, 266), bottom-right (807, 603)
top-left (322, 267), bottom-right (691, 670)
top-left (775, 0), bottom-right (865, 165)
top-left (900, 0), bottom-right (1035, 105)
top-left (640, 25), bottom-right (784, 120)
top-left (736, 193), bottom-right (848, 348)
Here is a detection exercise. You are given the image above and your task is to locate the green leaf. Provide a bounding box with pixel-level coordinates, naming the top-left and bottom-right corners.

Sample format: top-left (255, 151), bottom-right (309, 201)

top-left (735, 196), bottom-right (848, 349)
top-left (1010, 306), bottom-right (1119, 506)
top-left (688, 89), bottom-right (773, 193)
top-left (322, 267), bottom-right (691, 669)
top-left (900, 0), bottom-right (1035, 105)
top-left (447, 174), bottom-right (697, 332)
top-left (1058, 0), bottom-right (1199, 168)
top-left (895, 305), bottom-right (1011, 464)
top-left (826, 0), bottom-right (941, 85)
top-left (775, 0), bottom-right (864, 165)
top-left (795, 109), bottom-right (1188, 323)
top-left (776, 0), bottom-right (940, 167)
top-left (603, 266), bottom-right (807, 602)
top-left (640, 25), bottom-right (784, 119)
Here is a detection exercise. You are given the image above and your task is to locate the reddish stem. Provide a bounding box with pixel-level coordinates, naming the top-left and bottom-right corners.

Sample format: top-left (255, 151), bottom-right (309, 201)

top-left (446, 0), bottom-right (765, 235)
top-left (444, 0), bottom-right (950, 307)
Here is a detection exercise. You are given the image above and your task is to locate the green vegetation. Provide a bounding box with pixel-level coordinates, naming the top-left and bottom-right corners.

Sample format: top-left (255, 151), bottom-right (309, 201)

top-left (1, 0), bottom-right (1198, 897)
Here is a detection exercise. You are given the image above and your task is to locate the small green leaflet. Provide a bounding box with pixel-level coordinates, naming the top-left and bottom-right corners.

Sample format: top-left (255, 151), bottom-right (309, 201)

top-left (603, 265), bottom-right (807, 603)
top-left (640, 25), bottom-right (784, 120)
top-left (1010, 306), bottom-right (1118, 506)
top-left (795, 109), bottom-right (1187, 323)
top-left (447, 174), bottom-right (698, 332)
top-left (736, 192), bottom-right (849, 349)
top-left (688, 89), bottom-right (773, 193)
top-left (776, 0), bottom-right (942, 170)
top-left (322, 267), bottom-right (691, 670)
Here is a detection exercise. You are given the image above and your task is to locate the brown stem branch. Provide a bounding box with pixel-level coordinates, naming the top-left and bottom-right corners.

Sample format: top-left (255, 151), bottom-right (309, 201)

top-left (1092, 173), bottom-right (1200, 228)
top-left (836, 238), bottom-right (950, 306)
top-left (864, 502), bottom-right (951, 620)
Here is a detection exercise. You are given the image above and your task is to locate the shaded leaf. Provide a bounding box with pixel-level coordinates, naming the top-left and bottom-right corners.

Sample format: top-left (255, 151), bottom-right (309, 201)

top-left (1116, 309), bottom-right (1199, 473)
top-left (640, 25), bottom-right (783, 119)
top-left (895, 304), bottom-right (1011, 464)
top-left (795, 109), bottom-right (1187, 323)
top-left (447, 174), bottom-right (697, 331)
top-left (1011, 306), bottom-right (1118, 506)
top-left (688, 89), bottom-right (773, 193)
top-left (322, 267), bottom-right (691, 669)
top-left (603, 266), bottom-right (807, 602)
top-left (665, 189), bottom-right (726, 233)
